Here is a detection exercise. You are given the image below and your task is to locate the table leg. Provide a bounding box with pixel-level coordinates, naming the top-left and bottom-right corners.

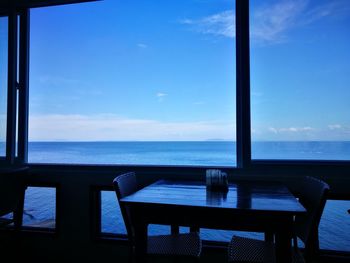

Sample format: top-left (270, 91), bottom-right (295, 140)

top-left (275, 217), bottom-right (293, 263)
top-left (134, 222), bottom-right (148, 263)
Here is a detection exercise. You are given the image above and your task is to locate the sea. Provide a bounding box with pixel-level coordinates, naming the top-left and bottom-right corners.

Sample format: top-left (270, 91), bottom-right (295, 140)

top-left (1, 141), bottom-right (350, 251)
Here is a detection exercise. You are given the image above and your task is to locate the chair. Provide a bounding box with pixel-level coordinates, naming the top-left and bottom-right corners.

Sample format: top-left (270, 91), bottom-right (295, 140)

top-left (113, 172), bottom-right (202, 262)
top-left (228, 176), bottom-right (329, 263)
top-left (0, 168), bottom-right (27, 260)
top-left (0, 168), bottom-right (27, 229)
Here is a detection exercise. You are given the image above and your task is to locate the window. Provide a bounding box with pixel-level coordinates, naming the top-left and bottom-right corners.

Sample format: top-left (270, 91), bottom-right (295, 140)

top-left (22, 187), bottom-right (56, 229)
top-left (319, 200), bottom-right (350, 252)
top-left (0, 17), bottom-right (8, 156)
top-left (0, 0), bottom-right (348, 254)
top-left (250, 0), bottom-right (350, 160)
top-left (101, 190), bottom-right (126, 235)
top-left (28, 0), bottom-right (236, 166)
top-left (101, 190), bottom-right (189, 236)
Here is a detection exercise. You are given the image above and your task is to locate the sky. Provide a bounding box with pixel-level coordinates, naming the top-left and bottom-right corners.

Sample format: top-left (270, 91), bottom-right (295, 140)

top-left (1, 0), bottom-right (350, 142)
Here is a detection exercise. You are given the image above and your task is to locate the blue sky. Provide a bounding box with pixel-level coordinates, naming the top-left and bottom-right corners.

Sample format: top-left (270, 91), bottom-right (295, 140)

top-left (6, 0), bottom-right (350, 141)
top-left (250, 0), bottom-right (350, 141)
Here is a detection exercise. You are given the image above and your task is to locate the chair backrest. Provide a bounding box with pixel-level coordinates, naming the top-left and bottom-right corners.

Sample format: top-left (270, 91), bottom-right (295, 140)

top-left (0, 168), bottom-right (26, 217)
top-left (294, 176), bottom-right (329, 257)
top-left (113, 172), bottom-right (138, 245)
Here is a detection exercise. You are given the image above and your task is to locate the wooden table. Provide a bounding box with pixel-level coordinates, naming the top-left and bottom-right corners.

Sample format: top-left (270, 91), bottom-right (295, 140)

top-left (120, 179), bottom-right (306, 263)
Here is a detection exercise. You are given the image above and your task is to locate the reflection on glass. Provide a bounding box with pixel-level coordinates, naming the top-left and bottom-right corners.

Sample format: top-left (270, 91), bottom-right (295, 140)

top-left (0, 17), bottom-right (8, 156)
top-left (237, 185), bottom-right (252, 209)
top-left (250, 0), bottom-right (350, 160)
top-left (23, 187), bottom-right (56, 228)
top-left (206, 189), bottom-right (228, 206)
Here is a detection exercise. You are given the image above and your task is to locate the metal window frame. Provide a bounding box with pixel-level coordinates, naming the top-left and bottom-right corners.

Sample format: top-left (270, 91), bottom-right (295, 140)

top-left (236, 0), bottom-right (251, 168)
top-left (17, 8), bottom-right (30, 164)
top-left (5, 9), bottom-right (18, 164)
top-left (0, 8), bottom-right (29, 165)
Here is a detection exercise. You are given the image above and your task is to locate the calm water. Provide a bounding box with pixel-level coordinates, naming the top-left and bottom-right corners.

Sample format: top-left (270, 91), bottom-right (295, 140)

top-left (27, 141), bottom-right (236, 165)
top-left (1, 141), bottom-right (349, 251)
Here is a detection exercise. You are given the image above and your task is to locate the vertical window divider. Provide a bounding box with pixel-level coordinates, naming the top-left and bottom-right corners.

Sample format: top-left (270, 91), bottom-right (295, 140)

top-left (6, 9), bottom-right (18, 164)
top-left (17, 8), bottom-right (30, 164)
top-left (235, 0), bottom-right (251, 168)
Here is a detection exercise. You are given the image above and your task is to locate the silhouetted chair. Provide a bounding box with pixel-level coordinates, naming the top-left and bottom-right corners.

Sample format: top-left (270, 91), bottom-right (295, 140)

top-left (0, 168), bottom-right (27, 229)
top-left (113, 172), bottom-right (202, 262)
top-left (227, 176), bottom-right (329, 263)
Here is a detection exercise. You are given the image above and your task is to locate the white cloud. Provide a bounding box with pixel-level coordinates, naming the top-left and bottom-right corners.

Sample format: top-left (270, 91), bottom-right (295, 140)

top-left (253, 0), bottom-right (350, 43)
top-left (268, 126), bottom-right (313, 133)
top-left (156, 92), bottom-right (167, 97)
top-left (137, 43), bottom-right (147, 49)
top-left (180, 0), bottom-right (349, 44)
top-left (303, 0), bottom-right (350, 24)
top-left (179, 19), bottom-right (193, 25)
top-left (180, 10), bottom-right (235, 38)
top-left (38, 75), bottom-right (80, 86)
top-left (28, 114), bottom-right (235, 142)
top-left (251, 0), bottom-right (307, 43)
top-left (328, 124), bottom-right (342, 130)
top-left (268, 127), bottom-right (278, 134)
top-left (156, 92), bottom-right (168, 102)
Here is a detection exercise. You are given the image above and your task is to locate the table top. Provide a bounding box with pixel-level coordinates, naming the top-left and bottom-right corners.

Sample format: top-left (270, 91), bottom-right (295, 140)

top-left (120, 179), bottom-right (306, 215)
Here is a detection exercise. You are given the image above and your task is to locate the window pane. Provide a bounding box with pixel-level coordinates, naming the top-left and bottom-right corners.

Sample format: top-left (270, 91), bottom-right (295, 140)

top-left (319, 200), bottom-right (350, 252)
top-left (250, 0), bottom-right (350, 160)
top-left (200, 228), bottom-right (263, 242)
top-left (0, 17), bottom-right (8, 156)
top-left (101, 190), bottom-right (176, 236)
top-left (28, 0), bottom-right (236, 166)
top-left (101, 190), bottom-right (126, 235)
top-left (23, 187), bottom-right (56, 229)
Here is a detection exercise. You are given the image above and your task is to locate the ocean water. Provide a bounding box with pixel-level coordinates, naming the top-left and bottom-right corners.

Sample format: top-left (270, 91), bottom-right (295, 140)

top-left (2, 141), bottom-right (350, 251)
top-left (27, 141), bottom-right (237, 166)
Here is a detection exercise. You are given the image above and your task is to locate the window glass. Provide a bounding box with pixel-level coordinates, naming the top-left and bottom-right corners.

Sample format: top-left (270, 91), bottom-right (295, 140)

top-left (101, 190), bottom-right (126, 235)
top-left (23, 187), bottom-right (56, 229)
top-left (29, 0), bottom-right (236, 166)
top-left (200, 228), bottom-right (263, 242)
top-left (101, 189), bottom-right (263, 241)
top-left (319, 200), bottom-right (350, 252)
top-left (101, 190), bottom-right (180, 236)
top-left (250, 0), bottom-right (350, 160)
top-left (0, 17), bottom-right (8, 156)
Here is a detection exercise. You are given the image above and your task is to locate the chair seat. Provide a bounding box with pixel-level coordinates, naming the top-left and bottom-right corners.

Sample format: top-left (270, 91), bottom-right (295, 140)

top-left (147, 232), bottom-right (201, 258)
top-left (228, 236), bottom-right (305, 263)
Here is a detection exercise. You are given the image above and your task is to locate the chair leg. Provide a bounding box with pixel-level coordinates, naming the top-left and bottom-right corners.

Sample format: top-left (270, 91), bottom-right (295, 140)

top-left (129, 246), bottom-right (136, 263)
top-left (171, 225), bottom-right (180, 234)
top-left (190, 226), bottom-right (200, 233)
top-left (13, 186), bottom-right (26, 230)
top-left (264, 231), bottom-right (274, 242)
top-left (304, 229), bottom-right (320, 261)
